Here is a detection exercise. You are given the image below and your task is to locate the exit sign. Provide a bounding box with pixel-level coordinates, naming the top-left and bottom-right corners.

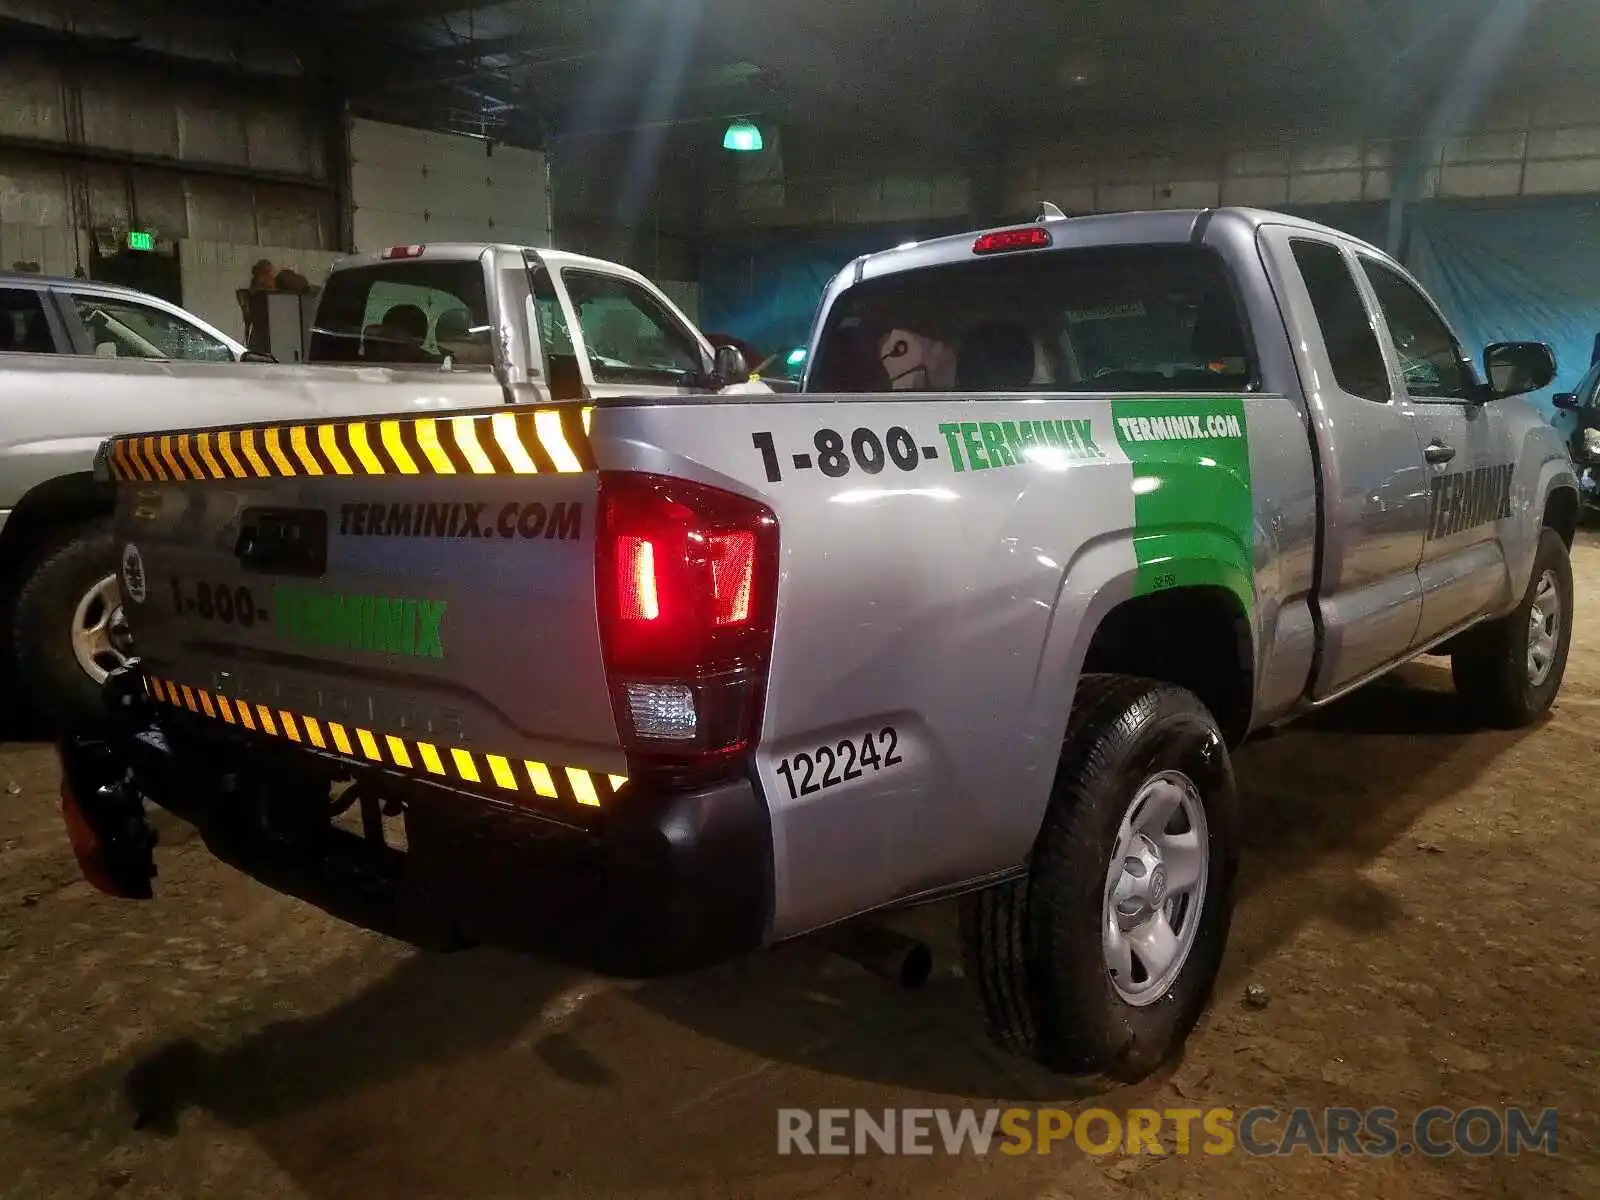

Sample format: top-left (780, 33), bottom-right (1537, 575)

top-left (127, 230), bottom-right (155, 252)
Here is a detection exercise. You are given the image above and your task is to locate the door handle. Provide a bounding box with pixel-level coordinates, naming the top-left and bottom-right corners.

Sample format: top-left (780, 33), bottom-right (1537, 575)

top-left (1424, 441), bottom-right (1456, 465)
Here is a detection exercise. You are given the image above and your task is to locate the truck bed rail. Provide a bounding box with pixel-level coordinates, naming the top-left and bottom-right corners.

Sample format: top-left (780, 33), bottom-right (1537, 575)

top-left (103, 404), bottom-right (597, 483)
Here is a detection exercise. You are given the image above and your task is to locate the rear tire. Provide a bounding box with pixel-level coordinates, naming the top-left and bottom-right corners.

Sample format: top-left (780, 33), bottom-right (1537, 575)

top-left (1451, 528), bottom-right (1573, 729)
top-left (960, 675), bottom-right (1239, 1081)
top-left (12, 519), bottom-right (128, 731)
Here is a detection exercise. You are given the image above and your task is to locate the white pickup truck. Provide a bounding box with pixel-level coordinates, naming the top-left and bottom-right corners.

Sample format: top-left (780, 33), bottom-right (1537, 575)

top-left (61, 206), bottom-right (1577, 1082)
top-left (0, 248), bottom-right (747, 726)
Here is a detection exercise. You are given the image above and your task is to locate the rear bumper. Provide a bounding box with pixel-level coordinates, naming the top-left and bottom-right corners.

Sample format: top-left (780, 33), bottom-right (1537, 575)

top-left (59, 666), bottom-right (775, 973)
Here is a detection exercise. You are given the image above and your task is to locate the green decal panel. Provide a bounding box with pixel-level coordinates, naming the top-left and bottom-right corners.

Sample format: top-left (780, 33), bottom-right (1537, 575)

top-left (1110, 398), bottom-right (1254, 613)
top-left (273, 584), bottom-right (448, 660)
top-left (938, 418), bottom-right (1105, 472)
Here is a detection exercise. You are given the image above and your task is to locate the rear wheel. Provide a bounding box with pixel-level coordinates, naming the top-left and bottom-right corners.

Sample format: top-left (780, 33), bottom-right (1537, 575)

top-left (11, 519), bottom-right (131, 730)
top-left (1451, 528), bottom-right (1573, 728)
top-left (960, 675), bottom-right (1239, 1081)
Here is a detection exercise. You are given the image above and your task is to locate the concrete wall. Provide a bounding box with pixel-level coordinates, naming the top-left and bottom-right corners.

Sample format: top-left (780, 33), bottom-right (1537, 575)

top-left (0, 41), bottom-right (335, 335)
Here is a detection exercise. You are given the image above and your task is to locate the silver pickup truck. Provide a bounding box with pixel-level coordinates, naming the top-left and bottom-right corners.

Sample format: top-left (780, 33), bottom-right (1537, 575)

top-left (60, 206), bottom-right (1577, 1083)
top-left (1, 249), bottom-right (747, 727)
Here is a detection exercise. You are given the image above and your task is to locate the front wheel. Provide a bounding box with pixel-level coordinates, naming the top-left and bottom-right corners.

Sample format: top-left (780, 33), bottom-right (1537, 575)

top-left (1451, 527), bottom-right (1574, 729)
top-left (960, 675), bottom-right (1240, 1081)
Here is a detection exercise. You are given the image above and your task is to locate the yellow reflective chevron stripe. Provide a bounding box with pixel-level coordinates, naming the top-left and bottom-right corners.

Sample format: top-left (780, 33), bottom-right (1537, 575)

top-left (102, 406), bottom-right (596, 483)
top-left (143, 674), bottom-right (624, 807)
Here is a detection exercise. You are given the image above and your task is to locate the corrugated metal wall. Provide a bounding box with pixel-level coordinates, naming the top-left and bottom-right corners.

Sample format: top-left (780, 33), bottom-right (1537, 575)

top-left (1002, 93), bottom-right (1600, 218)
top-left (0, 42), bottom-right (336, 336)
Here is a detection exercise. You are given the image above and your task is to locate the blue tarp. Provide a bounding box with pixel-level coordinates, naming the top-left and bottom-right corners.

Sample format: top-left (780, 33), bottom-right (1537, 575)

top-left (698, 220), bottom-right (972, 353)
top-left (1405, 198), bottom-right (1600, 418)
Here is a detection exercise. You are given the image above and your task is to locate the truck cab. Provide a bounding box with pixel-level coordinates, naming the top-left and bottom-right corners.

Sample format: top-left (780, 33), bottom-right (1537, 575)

top-left (306, 244), bottom-right (747, 404)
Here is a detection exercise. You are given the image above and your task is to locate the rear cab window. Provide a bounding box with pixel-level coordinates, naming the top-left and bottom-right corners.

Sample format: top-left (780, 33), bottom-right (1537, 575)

top-left (806, 245), bottom-right (1254, 394)
top-left (309, 259), bottom-right (493, 367)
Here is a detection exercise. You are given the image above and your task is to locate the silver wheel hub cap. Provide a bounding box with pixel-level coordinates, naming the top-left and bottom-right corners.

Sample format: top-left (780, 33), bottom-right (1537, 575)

top-left (1527, 569), bottom-right (1560, 688)
top-left (72, 573), bottom-right (133, 685)
top-left (1103, 769), bottom-right (1209, 1007)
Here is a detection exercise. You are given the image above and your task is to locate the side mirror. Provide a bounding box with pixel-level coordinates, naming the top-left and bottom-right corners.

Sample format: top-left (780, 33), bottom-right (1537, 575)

top-left (1483, 341), bottom-right (1556, 399)
top-left (1552, 391), bottom-right (1580, 411)
top-left (711, 344), bottom-right (747, 388)
top-left (240, 350), bottom-right (278, 364)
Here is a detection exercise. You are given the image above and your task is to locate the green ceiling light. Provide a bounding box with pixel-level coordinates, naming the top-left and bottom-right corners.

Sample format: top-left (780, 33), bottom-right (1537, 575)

top-left (722, 119), bottom-right (763, 152)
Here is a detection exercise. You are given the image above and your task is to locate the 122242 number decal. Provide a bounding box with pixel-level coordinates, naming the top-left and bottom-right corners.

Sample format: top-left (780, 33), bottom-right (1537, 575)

top-left (774, 726), bottom-right (903, 800)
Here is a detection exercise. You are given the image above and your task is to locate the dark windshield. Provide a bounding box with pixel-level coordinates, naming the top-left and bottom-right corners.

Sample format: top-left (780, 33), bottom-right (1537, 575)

top-left (308, 260), bottom-right (493, 367)
top-left (806, 244), bottom-right (1253, 394)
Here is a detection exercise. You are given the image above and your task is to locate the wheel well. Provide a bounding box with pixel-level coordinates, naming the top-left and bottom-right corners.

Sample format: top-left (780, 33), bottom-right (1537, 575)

top-left (0, 473), bottom-right (114, 603)
top-left (1544, 485), bottom-right (1578, 548)
top-left (1079, 586), bottom-right (1254, 745)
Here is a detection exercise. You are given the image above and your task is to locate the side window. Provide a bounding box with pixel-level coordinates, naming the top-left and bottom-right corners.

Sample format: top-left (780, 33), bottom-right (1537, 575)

top-left (69, 294), bottom-right (234, 362)
top-left (1358, 259), bottom-right (1471, 400)
top-left (1289, 240), bottom-right (1390, 404)
top-left (560, 270), bottom-right (703, 386)
top-left (0, 288), bottom-right (58, 354)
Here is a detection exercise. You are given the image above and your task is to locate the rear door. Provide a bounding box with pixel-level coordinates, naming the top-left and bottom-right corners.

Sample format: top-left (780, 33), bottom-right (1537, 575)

top-left (1258, 228), bottom-right (1432, 697)
top-left (1355, 254), bottom-right (1514, 643)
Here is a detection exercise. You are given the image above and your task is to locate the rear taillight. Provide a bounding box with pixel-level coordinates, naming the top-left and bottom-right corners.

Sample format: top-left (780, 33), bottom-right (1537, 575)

top-left (596, 472), bottom-right (779, 776)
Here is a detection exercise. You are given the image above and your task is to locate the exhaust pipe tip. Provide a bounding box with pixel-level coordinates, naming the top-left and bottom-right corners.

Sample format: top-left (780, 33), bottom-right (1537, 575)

top-left (898, 939), bottom-right (934, 989)
top-left (819, 921), bottom-right (934, 990)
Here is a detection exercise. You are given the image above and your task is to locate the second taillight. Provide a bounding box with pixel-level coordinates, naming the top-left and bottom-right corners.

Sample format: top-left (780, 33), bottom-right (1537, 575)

top-left (596, 472), bottom-right (779, 775)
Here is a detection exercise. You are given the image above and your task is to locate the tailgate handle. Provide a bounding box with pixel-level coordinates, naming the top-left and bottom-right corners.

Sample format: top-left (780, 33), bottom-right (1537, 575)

top-left (234, 507), bottom-right (327, 576)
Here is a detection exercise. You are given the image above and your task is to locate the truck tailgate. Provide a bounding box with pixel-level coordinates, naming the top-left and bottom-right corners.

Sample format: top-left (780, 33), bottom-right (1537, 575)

top-left (105, 404), bottom-right (628, 807)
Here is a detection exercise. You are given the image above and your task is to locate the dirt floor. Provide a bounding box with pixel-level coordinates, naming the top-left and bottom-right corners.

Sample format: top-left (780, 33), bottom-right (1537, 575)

top-left (3, 536), bottom-right (1599, 1200)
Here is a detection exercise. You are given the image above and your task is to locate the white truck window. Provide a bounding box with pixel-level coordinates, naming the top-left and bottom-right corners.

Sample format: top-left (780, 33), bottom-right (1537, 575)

top-left (0, 288), bottom-right (55, 353)
top-left (1289, 240), bottom-right (1391, 405)
top-left (530, 267), bottom-right (585, 401)
top-left (68, 293), bottom-right (233, 362)
top-left (309, 261), bottom-right (492, 367)
top-left (560, 269), bottom-right (703, 386)
top-left (806, 245), bottom-right (1253, 394)
top-left (1359, 259), bottom-right (1472, 400)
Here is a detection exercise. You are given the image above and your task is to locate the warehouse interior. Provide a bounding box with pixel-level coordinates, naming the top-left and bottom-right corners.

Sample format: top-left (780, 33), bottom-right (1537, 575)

top-left (4, 0), bottom-right (1600, 1197)
top-left (6, 0), bottom-right (1600, 387)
